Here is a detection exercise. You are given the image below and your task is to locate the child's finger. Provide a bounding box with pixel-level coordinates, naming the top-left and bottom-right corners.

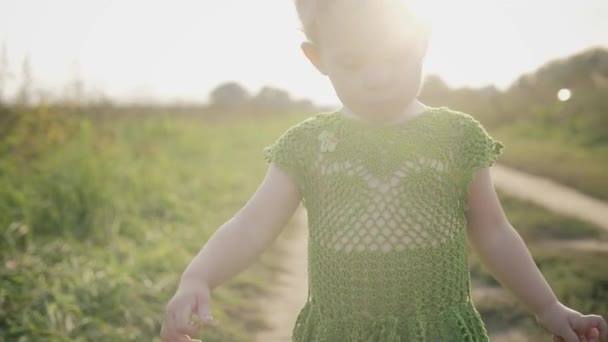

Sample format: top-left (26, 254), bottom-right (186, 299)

top-left (559, 328), bottom-right (583, 342)
top-left (175, 300), bottom-right (198, 335)
top-left (587, 327), bottom-right (600, 341)
top-left (573, 315), bottom-right (607, 342)
top-left (197, 300), bottom-right (215, 324)
top-left (162, 310), bottom-right (186, 342)
top-left (594, 316), bottom-right (608, 341)
top-left (553, 334), bottom-right (565, 342)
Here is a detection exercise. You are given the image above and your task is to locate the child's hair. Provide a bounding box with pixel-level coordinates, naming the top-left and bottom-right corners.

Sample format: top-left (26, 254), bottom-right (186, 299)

top-left (294, 0), bottom-right (331, 43)
top-left (294, 0), bottom-right (427, 44)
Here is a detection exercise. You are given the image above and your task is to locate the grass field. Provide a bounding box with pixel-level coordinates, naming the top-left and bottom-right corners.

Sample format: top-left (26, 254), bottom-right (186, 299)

top-left (470, 189), bottom-right (608, 339)
top-left (0, 107), bottom-right (310, 341)
top-left (492, 124), bottom-right (608, 201)
top-left (1, 106), bottom-right (606, 341)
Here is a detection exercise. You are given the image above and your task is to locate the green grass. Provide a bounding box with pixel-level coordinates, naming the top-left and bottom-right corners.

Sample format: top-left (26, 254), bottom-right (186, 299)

top-left (495, 190), bottom-right (608, 242)
top-left (468, 189), bottom-right (608, 338)
top-left (0, 108), bottom-right (310, 341)
top-left (1, 106), bottom-right (606, 341)
top-left (493, 124), bottom-right (608, 201)
top-left (473, 248), bottom-right (608, 339)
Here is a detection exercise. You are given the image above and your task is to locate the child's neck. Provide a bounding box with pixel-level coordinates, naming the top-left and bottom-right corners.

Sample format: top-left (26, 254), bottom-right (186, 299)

top-left (341, 99), bottom-right (428, 126)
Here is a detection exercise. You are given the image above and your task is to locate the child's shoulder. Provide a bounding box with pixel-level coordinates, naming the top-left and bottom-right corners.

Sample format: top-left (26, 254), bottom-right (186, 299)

top-left (265, 111), bottom-right (337, 154)
top-left (281, 111), bottom-right (338, 136)
top-left (429, 106), bottom-right (492, 136)
top-left (432, 105), bottom-right (481, 124)
top-left (301, 110), bottom-right (338, 126)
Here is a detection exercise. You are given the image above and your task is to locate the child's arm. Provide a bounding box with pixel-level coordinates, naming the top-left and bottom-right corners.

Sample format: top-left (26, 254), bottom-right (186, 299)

top-left (161, 163), bottom-right (302, 341)
top-left (465, 166), bottom-right (607, 342)
top-left (179, 162), bottom-right (302, 288)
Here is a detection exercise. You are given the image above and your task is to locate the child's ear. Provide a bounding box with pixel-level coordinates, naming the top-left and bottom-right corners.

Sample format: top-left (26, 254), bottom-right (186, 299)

top-left (301, 41), bottom-right (328, 75)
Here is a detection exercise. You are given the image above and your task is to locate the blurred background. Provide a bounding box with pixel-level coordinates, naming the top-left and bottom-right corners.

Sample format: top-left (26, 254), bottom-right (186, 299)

top-left (0, 0), bottom-right (606, 341)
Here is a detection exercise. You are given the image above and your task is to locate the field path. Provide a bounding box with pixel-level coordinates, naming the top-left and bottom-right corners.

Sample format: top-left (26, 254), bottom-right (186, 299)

top-left (253, 163), bottom-right (608, 341)
top-left (254, 208), bottom-right (309, 342)
top-left (491, 164), bottom-right (608, 231)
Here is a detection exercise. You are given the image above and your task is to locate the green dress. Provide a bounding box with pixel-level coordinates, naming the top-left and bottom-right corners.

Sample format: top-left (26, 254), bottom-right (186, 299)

top-left (263, 105), bottom-right (505, 341)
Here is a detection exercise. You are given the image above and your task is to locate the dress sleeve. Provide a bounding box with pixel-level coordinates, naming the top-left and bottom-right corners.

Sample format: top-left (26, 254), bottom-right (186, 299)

top-left (460, 113), bottom-right (505, 173)
top-left (263, 122), bottom-right (308, 192)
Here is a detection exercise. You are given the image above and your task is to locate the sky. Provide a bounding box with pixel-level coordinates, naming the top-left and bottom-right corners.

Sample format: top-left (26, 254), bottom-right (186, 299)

top-left (0, 0), bottom-right (607, 106)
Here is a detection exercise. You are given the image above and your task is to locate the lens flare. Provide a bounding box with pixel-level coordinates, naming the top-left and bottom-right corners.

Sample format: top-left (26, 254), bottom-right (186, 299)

top-left (557, 88), bottom-right (571, 101)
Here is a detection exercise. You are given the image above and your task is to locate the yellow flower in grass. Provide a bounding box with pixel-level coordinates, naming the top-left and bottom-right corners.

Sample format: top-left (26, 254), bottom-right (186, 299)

top-left (318, 130), bottom-right (339, 152)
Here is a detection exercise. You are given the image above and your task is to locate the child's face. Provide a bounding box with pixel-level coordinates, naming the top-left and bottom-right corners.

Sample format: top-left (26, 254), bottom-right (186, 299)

top-left (302, 1), bottom-right (430, 120)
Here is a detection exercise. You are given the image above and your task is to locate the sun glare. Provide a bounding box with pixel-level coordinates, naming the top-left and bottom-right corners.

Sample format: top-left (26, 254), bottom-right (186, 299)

top-left (405, 0), bottom-right (530, 88)
top-left (557, 88), bottom-right (572, 101)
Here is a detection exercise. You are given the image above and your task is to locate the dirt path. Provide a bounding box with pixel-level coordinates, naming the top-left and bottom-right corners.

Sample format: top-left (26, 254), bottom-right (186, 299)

top-left (532, 239), bottom-right (608, 252)
top-left (254, 207), bottom-right (309, 342)
top-left (491, 164), bottom-right (608, 231)
top-left (253, 163), bottom-right (608, 341)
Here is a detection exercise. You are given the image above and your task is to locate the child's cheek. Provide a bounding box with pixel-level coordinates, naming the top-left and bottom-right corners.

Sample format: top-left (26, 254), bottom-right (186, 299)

top-left (333, 72), bottom-right (362, 94)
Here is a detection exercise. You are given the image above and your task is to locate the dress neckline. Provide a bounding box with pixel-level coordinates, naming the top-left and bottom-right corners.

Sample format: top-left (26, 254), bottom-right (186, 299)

top-left (332, 105), bottom-right (437, 131)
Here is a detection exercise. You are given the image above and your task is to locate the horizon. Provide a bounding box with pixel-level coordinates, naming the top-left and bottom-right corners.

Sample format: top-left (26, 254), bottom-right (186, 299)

top-left (1, 0), bottom-right (607, 106)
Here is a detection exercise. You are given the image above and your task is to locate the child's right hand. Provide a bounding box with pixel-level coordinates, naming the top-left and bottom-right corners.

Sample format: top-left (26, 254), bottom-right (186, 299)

top-left (160, 277), bottom-right (216, 342)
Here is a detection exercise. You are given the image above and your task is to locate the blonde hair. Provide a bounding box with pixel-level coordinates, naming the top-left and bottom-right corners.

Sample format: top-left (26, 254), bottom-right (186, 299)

top-left (294, 0), bottom-right (329, 43)
top-left (294, 0), bottom-right (428, 44)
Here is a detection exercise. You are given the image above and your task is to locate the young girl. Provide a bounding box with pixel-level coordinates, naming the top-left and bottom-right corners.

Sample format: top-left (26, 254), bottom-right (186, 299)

top-left (161, 0), bottom-right (607, 341)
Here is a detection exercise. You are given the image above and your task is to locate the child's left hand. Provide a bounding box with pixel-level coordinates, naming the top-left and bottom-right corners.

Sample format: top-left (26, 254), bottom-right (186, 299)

top-left (534, 301), bottom-right (607, 342)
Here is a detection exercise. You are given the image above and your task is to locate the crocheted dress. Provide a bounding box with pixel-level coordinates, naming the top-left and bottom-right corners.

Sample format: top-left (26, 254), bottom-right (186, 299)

top-left (263, 105), bottom-right (505, 341)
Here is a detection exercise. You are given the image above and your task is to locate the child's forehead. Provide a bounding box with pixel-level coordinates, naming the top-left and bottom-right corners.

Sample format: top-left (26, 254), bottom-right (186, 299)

top-left (316, 0), bottom-right (423, 53)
